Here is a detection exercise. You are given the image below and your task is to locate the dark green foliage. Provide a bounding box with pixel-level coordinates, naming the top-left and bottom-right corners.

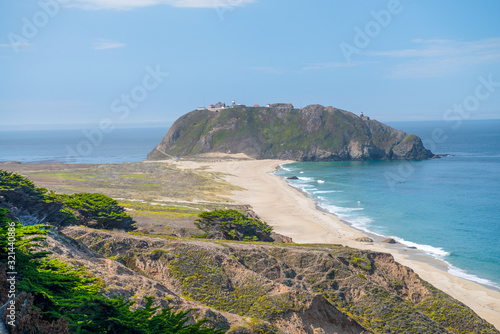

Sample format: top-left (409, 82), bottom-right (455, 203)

top-left (69, 297), bottom-right (222, 334)
top-left (58, 192), bottom-right (136, 231)
top-left (0, 208), bottom-right (50, 269)
top-left (0, 209), bottom-right (102, 320)
top-left (0, 170), bottom-right (47, 199)
top-left (194, 209), bottom-right (273, 242)
top-left (0, 170), bottom-right (135, 231)
top-left (0, 170), bottom-right (67, 226)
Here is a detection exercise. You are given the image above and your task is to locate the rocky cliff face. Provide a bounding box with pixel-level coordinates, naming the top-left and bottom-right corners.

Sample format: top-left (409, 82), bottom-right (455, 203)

top-left (148, 104), bottom-right (434, 161)
top-left (48, 226), bottom-right (498, 334)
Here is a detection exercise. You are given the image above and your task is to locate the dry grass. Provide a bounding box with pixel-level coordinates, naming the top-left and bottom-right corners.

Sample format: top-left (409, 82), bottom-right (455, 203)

top-left (1, 161), bottom-right (247, 236)
top-left (4, 162), bottom-right (242, 203)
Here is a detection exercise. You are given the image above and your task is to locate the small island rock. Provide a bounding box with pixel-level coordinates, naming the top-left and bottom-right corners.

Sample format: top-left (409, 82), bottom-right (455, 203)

top-left (354, 237), bottom-right (374, 243)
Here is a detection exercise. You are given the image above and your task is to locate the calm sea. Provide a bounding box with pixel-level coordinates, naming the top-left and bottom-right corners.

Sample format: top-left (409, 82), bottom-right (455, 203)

top-left (1, 121), bottom-right (499, 289)
top-left (0, 127), bottom-right (168, 164)
top-left (275, 120), bottom-right (500, 290)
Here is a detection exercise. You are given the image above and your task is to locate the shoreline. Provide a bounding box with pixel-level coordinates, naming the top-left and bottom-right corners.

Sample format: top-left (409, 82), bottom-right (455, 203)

top-left (172, 156), bottom-right (500, 330)
top-left (283, 172), bottom-right (500, 293)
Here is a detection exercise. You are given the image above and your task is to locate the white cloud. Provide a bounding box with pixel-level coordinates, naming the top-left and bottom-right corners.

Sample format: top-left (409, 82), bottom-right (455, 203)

top-left (93, 39), bottom-right (126, 50)
top-left (0, 42), bottom-right (32, 51)
top-left (366, 38), bottom-right (500, 78)
top-left (249, 66), bottom-right (283, 74)
top-left (62, 0), bottom-right (256, 10)
top-left (302, 61), bottom-right (376, 71)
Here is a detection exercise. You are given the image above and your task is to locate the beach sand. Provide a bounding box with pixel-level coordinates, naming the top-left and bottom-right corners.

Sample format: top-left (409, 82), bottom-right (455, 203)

top-left (172, 155), bottom-right (500, 330)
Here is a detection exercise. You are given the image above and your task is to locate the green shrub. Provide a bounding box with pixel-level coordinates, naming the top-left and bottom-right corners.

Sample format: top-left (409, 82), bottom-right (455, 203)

top-left (0, 170), bottom-right (68, 226)
top-left (0, 170), bottom-right (47, 199)
top-left (0, 170), bottom-right (135, 231)
top-left (351, 255), bottom-right (372, 271)
top-left (69, 297), bottom-right (223, 334)
top-left (59, 192), bottom-right (136, 231)
top-left (195, 209), bottom-right (273, 242)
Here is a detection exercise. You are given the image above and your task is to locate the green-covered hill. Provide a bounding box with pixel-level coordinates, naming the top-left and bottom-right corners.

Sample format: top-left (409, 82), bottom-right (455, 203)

top-left (148, 104), bottom-right (434, 161)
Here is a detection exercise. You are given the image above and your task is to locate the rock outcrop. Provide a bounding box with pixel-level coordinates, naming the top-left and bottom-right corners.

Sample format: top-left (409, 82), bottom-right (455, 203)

top-left (148, 104), bottom-right (434, 161)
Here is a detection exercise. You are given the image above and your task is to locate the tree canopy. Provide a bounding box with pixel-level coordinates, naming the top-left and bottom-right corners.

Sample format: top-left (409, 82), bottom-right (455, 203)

top-left (57, 192), bottom-right (136, 230)
top-left (0, 170), bottom-right (135, 231)
top-left (195, 209), bottom-right (273, 242)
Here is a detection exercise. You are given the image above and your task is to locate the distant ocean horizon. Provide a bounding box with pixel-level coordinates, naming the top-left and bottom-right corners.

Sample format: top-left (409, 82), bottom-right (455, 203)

top-left (0, 127), bottom-right (169, 164)
top-left (1, 120), bottom-right (499, 290)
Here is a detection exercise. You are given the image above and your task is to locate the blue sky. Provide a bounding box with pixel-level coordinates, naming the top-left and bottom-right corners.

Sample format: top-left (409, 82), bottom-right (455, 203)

top-left (1, 0), bottom-right (500, 130)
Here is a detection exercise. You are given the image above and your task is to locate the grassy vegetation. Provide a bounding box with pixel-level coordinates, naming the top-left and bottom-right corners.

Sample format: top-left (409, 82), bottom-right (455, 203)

top-left (16, 163), bottom-right (242, 203)
top-left (416, 282), bottom-right (497, 334)
top-left (120, 173), bottom-right (153, 180)
top-left (118, 200), bottom-right (202, 220)
top-left (165, 246), bottom-right (306, 321)
top-left (30, 172), bottom-right (103, 182)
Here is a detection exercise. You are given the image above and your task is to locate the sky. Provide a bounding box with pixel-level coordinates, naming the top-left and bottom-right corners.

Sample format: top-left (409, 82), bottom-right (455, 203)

top-left (1, 0), bottom-right (500, 130)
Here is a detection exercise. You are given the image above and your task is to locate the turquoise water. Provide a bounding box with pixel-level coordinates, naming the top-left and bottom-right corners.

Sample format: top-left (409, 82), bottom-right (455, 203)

top-left (276, 120), bottom-right (500, 290)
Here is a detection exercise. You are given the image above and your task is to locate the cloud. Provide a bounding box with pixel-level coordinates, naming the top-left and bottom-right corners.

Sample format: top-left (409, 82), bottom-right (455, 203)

top-left (93, 39), bottom-right (126, 50)
top-left (249, 66), bottom-right (283, 74)
top-left (366, 38), bottom-right (500, 78)
top-left (62, 0), bottom-right (256, 10)
top-left (302, 61), bottom-right (376, 71)
top-left (0, 42), bottom-right (32, 51)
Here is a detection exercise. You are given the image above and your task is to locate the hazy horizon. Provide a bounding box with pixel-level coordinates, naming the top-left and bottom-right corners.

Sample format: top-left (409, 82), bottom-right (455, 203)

top-left (2, 117), bottom-right (500, 132)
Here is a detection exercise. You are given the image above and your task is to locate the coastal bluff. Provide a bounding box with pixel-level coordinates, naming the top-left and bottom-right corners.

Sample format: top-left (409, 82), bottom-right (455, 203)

top-left (148, 104), bottom-right (434, 161)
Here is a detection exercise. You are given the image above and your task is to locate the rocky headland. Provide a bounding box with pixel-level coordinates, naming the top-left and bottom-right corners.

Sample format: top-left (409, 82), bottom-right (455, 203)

top-left (148, 104), bottom-right (434, 161)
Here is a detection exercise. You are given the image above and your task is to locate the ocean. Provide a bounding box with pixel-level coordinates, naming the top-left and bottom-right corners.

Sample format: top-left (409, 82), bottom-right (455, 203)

top-left (1, 120), bottom-right (499, 290)
top-left (0, 127), bottom-right (168, 164)
top-left (275, 120), bottom-right (500, 290)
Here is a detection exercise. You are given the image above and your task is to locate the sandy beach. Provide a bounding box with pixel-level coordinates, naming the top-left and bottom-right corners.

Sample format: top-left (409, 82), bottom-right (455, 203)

top-left (172, 155), bottom-right (500, 330)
